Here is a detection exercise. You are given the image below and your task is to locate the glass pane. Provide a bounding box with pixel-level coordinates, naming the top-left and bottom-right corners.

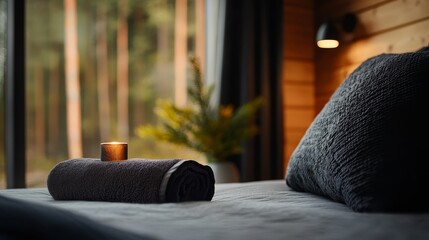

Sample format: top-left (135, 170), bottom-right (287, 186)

top-left (25, 0), bottom-right (205, 187)
top-left (0, 0), bottom-right (6, 189)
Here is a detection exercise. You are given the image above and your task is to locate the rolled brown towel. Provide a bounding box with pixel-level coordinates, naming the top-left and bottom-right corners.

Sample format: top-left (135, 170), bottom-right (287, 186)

top-left (47, 158), bottom-right (215, 203)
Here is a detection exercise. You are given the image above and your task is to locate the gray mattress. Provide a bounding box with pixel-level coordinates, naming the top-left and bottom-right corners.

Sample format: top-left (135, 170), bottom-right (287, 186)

top-left (1, 180), bottom-right (429, 240)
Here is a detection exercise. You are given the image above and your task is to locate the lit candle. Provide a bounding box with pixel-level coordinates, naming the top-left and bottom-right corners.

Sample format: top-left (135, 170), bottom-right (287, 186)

top-left (100, 142), bottom-right (128, 161)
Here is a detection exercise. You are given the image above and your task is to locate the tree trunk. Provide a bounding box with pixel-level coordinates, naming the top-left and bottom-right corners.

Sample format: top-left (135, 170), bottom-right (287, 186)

top-left (48, 0), bottom-right (61, 157)
top-left (82, 2), bottom-right (98, 155)
top-left (174, 0), bottom-right (188, 107)
top-left (34, 68), bottom-right (45, 158)
top-left (48, 62), bottom-right (59, 157)
top-left (117, 0), bottom-right (129, 141)
top-left (64, 0), bottom-right (83, 158)
top-left (96, 5), bottom-right (111, 142)
top-left (157, 0), bottom-right (169, 63)
top-left (195, 0), bottom-right (205, 73)
top-left (131, 6), bottom-right (145, 128)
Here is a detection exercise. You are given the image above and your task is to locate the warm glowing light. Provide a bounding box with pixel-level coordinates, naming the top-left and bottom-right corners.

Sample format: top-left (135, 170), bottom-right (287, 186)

top-left (103, 141), bottom-right (125, 145)
top-left (317, 39), bottom-right (339, 48)
top-left (100, 142), bottom-right (128, 161)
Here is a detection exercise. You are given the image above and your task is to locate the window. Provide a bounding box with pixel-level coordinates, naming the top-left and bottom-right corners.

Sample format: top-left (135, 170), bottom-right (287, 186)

top-left (1, 0), bottom-right (206, 188)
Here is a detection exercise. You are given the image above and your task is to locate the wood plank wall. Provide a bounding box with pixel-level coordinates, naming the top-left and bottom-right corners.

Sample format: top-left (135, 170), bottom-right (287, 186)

top-left (282, 0), bottom-right (315, 171)
top-left (282, 0), bottom-right (429, 172)
top-left (315, 0), bottom-right (429, 112)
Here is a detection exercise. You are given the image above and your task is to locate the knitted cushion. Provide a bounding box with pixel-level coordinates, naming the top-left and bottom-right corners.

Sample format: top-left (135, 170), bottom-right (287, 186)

top-left (285, 49), bottom-right (429, 212)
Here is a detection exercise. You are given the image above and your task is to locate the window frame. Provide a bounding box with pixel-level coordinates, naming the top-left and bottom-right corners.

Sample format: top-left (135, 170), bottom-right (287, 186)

top-left (5, 0), bottom-right (26, 188)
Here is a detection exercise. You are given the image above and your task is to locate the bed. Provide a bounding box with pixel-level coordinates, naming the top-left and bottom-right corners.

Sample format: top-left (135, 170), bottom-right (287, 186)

top-left (1, 180), bottom-right (429, 240)
top-left (2, 32), bottom-right (429, 240)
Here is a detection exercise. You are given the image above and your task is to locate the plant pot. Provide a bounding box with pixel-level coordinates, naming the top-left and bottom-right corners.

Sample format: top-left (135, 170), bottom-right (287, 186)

top-left (208, 162), bottom-right (240, 183)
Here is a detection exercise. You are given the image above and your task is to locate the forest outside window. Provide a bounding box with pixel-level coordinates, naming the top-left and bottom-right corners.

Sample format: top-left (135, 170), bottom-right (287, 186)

top-left (0, 0), bottom-right (206, 188)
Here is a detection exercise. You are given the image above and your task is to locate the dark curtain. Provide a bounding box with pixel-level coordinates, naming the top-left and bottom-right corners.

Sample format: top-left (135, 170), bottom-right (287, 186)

top-left (220, 0), bottom-right (284, 181)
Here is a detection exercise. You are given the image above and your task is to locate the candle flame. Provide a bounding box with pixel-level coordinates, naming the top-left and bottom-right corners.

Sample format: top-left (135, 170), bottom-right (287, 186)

top-left (101, 141), bottom-right (127, 145)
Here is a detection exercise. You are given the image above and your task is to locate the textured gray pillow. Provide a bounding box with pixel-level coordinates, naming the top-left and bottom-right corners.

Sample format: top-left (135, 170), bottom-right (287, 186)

top-left (285, 49), bottom-right (429, 212)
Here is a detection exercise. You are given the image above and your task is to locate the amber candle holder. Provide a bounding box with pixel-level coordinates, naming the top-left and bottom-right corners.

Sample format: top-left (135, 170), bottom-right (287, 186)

top-left (100, 142), bottom-right (128, 161)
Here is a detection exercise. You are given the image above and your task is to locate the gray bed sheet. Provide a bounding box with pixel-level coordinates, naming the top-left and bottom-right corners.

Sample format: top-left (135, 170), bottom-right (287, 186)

top-left (1, 180), bottom-right (429, 240)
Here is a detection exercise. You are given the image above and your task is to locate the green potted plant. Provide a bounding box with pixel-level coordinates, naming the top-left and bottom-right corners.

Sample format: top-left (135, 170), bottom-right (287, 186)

top-left (136, 57), bottom-right (262, 182)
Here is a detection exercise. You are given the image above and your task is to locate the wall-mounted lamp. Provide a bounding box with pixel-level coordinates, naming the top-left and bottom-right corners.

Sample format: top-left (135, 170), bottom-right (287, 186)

top-left (316, 13), bottom-right (357, 49)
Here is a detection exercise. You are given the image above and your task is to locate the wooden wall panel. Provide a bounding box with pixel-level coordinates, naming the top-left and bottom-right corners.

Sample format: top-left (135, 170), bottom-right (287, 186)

top-left (283, 60), bottom-right (314, 83)
top-left (354, 0), bottom-right (429, 37)
top-left (315, 0), bottom-right (429, 113)
top-left (285, 109), bottom-right (314, 129)
top-left (283, 5), bottom-right (314, 59)
top-left (317, 0), bottom-right (390, 21)
top-left (282, 0), bottom-right (429, 169)
top-left (284, 83), bottom-right (315, 107)
top-left (283, 0), bottom-right (315, 172)
top-left (318, 19), bottom-right (429, 69)
top-left (316, 63), bottom-right (360, 94)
